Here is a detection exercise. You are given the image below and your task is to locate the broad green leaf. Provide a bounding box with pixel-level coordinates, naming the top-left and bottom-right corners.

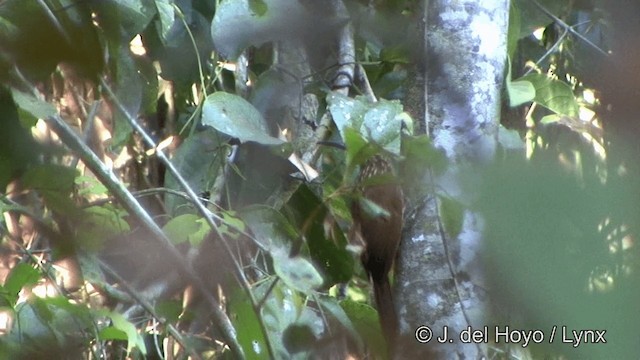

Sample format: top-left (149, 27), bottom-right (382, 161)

top-left (227, 287), bottom-right (270, 359)
top-left (522, 73), bottom-right (579, 117)
top-left (4, 263), bottom-right (39, 305)
top-left (103, 310), bottom-right (147, 355)
top-left (339, 299), bottom-right (387, 357)
top-left (327, 93), bottom-right (407, 154)
top-left (343, 127), bottom-right (380, 182)
top-left (154, 0), bottom-right (175, 40)
top-left (10, 89), bottom-right (56, 119)
top-left (540, 114), bottom-right (561, 125)
top-left (272, 249), bottom-right (323, 294)
top-left (162, 214), bottom-right (209, 246)
top-left (221, 211), bottom-right (247, 233)
top-left (507, 0), bottom-right (521, 57)
top-left (98, 326), bottom-right (128, 341)
top-left (507, 79), bottom-right (536, 107)
top-left (202, 92), bottom-right (283, 145)
top-left (75, 175), bottom-right (108, 197)
top-left (438, 194), bottom-right (464, 239)
top-left (506, 57), bottom-right (535, 107)
top-left (93, 0), bottom-right (157, 40)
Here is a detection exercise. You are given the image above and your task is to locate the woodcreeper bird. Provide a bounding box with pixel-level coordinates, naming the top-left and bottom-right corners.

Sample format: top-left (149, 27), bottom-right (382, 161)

top-left (351, 154), bottom-right (404, 346)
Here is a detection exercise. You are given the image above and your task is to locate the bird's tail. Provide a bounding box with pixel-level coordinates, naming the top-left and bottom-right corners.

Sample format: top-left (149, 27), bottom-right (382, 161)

top-left (374, 276), bottom-right (398, 353)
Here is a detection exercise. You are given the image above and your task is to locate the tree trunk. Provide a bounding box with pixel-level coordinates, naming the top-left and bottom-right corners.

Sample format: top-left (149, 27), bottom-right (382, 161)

top-left (396, 1), bottom-right (509, 358)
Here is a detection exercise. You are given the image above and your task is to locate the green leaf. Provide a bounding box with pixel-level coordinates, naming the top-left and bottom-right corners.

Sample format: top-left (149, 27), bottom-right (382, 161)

top-left (522, 73), bottom-right (579, 117)
top-left (327, 94), bottom-right (407, 154)
top-left (98, 326), bottom-right (128, 341)
top-left (202, 92), bottom-right (283, 145)
top-left (10, 89), bottom-right (56, 119)
top-left (75, 175), bottom-right (108, 196)
top-left (343, 127), bottom-right (379, 179)
top-left (339, 299), bottom-right (387, 357)
top-left (317, 296), bottom-right (362, 351)
top-left (438, 195), bottom-right (464, 239)
top-left (507, 79), bottom-right (536, 107)
top-left (221, 211), bottom-right (247, 233)
top-left (272, 249), bottom-right (323, 294)
top-left (4, 263), bottom-right (39, 305)
top-left (93, 0), bottom-right (157, 40)
top-left (286, 185), bottom-right (354, 286)
top-left (154, 0), bottom-right (175, 40)
top-left (227, 287), bottom-right (270, 359)
top-left (104, 310), bottom-right (147, 355)
top-left (162, 214), bottom-right (209, 246)
top-left (506, 57), bottom-right (535, 107)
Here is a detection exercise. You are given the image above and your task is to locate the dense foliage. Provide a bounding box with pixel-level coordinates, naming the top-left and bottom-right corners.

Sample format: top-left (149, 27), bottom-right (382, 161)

top-left (0, 0), bottom-right (637, 359)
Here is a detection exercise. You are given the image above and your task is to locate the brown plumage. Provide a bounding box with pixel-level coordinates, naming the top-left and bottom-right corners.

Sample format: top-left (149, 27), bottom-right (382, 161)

top-left (351, 155), bottom-right (404, 349)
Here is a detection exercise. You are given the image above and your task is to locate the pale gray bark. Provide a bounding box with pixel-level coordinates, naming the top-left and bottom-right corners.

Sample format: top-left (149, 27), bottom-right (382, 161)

top-left (396, 1), bottom-right (509, 358)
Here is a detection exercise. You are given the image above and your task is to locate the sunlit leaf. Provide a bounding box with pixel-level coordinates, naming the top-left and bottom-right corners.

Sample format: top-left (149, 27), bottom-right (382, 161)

top-left (3, 263), bottom-right (39, 305)
top-left (328, 93), bottom-right (407, 155)
top-left (108, 311), bottom-right (147, 355)
top-left (522, 73), bottom-right (579, 117)
top-left (162, 214), bottom-right (209, 246)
